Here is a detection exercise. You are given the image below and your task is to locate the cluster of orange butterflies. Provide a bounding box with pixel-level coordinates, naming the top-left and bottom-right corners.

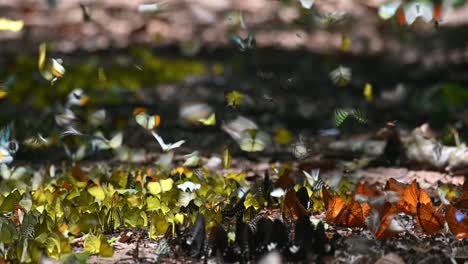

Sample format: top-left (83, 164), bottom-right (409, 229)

top-left (322, 178), bottom-right (467, 239)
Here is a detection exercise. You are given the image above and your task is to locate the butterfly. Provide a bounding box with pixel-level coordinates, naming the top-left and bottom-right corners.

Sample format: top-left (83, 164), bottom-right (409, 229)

top-left (187, 213), bottom-right (206, 257)
top-left (363, 83), bottom-right (373, 102)
top-left (445, 205), bottom-right (468, 239)
top-left (92, 132), bottom-right (123, 151)
top-left (299, 0), bottom-right (314, 9)
top-left (378, 1), bottom-right (401, 20)
top-left (400, 1), bottom-right (440, 25)
top-left (147, 178), bottom-right (174, 195)
top-left (66, 89), bottom-right (89, 107)
top-left (416, 202), bottom-right (444, 234)
top-left (322, 187), bottom-right (366, 227)
top-left (151, 131), bottom-right (185, 152)
top-left (55, 108), bottom-right (76, 127)
top-left (38, 43), bottom-right (65, 84)
top-left (138, 2), bottom-right (164, 13)
top-left (198, 113), bottom-right (216, 126)
top-left (0, 164), bottom-right (26, 180)
top-left (284, 189), bottom-right (308, 220)
top-left (395, 180), bottom-right (432, 215)
top-left (370, 202), bottom-right (406, 239)
top-left (454, 181), bottom-right (468, 209)
top-left (238, 129), bottom-right (270, 152)
top-left (135, 112), bottom-right (160, 130)
top-left (303, 169), bottom-right (324, 193)
top-left (333, 108), bottom-right (368, 127)
top-left (0, 123), bottom-right (18, 163)
top-left (177, 181), bottom-right (201, 192)
top-left (230, 30), bottom-right (255, 51)
top-left (23, 133), bottom-right (52, 149)
top-left (89, 109), bottom-right (106, 127)
top-left (182, 151), bottom-right (200, 167)
top-left (64, 144), bottom-right (87, 162)
top-left (0, 17), bottom-right (23, 32)
top-left (329, 65), bottom-right (351, 87)
top-left (179, 103), bottom-right (213, 124)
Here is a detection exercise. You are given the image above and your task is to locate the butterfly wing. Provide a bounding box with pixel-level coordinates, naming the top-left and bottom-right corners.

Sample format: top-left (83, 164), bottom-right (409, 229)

top-left (230, 33), bottom-right (245, 50)
top-left (167, 140), bottom-right (186, 151)
top-left (109, 132), bottom-right (123, 149)
top-left (416, 202), bottom-right (444, 234)
top-left (299, 0), bottom-right (315, 9)
top-left (445, 205), bottom-right (468, 239)
top-left (0, 123), bottom-right (13, 147)
top-left (418, 2), bottom-right (434, 23)
top-left (378, 1), bottom-right (401, 20)
top-left (151, 131), bottom-right (168, 151)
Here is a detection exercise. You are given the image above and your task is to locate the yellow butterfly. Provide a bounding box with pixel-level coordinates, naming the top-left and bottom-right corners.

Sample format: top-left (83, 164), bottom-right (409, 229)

top-left (239, 129), bottom-right (270, 152)
top-left (38, 43), bottom-right (65, 83)
top-left (198, 113), bottom-right (216, 126)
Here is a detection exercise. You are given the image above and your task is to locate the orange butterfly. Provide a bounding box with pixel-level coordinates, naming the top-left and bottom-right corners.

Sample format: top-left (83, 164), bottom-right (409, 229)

top-left (391, 180), bottom-right (431, 215)
top-left (284, 189), bottom-right (308, 220)
top-left (454, 181), bottom-right (468, 209)
top-left (416, 202), bottom-right (444, 234)
top-left (372, 202), bottom-right (405, 239)
top-left (445, 205), bottom-right (468, 239)
top-left (323, 187), bottom-right (366, 227)
top-left (354, 182), bottom-right (381, 218)
top-left (384, 178), bottom-right (407, 196)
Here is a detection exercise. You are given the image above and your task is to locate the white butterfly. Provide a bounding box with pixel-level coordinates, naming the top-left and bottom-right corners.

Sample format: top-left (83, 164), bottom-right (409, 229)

top-left (135, 112), bottom-right (160, 130)
top-left (89, 109), bottom-right (106, 127)
top-left (270, 188), bottom-right (286, 198)
top-left (299, 0), bottom-right (315, 9)
top-left (378, 1), bottom-right (401, 20)
top-left (183, 151), bottom-right (200, 167)
top-left (92, 131), bottom-right (123, 150)
top-left (64, 145), bottom-right (86, 161)
top-left (303, 169), bottom-right (324, 192)
top-left (55, 108), bottom-right (76, 127)
top-left (66, 88), bottom-right (89, 107)
top-left (0, 147), bottom-right (13, 164)
top-left (1, 164), bottom-right (26, 180)
top-left (151, 131), bottom-right (185, 152)
top-left (177, 181), bottom-right (201, 192)
top-left (403, 1), bottom-right (433, 25)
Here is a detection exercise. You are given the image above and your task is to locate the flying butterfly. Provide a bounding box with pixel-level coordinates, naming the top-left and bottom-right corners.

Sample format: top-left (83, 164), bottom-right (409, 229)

top-left (198, 113), bottom-right (216, 126)
top-left (38, 43), bottom-right (65, 84)
top-left (299, 0), bottom-right (315, 9)
top-left (151, 131), bottom-right (185, 152)
top-left (0, 18), bottom-right (23, 32)
top-left (363, 83), bottom-right (373, 102)
top-left (23, 134), bottom-right (51, 149)
top-left (230, 30), bottom-right (255, 51)
top-left (378, 1), bottom-right (401, 20)
top-left (329, 65), bottom-right (351, 87)
top-left (333, 108), bottom-right (368, 127)
top-left (92, 131), bottom-right (123, 151)
top-left (238, 129), bottom-right (270, 152)
top-left (134, 111), bottom-right (161, 130)
top-left (401, 1), bottom-right (440, 25)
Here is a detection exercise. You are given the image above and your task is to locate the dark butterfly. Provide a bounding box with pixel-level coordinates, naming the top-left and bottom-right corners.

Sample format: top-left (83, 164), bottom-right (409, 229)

top-left (187, 213), bottom-right (206, 258)
top-left (230, 30), bottom-right (256, 51)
